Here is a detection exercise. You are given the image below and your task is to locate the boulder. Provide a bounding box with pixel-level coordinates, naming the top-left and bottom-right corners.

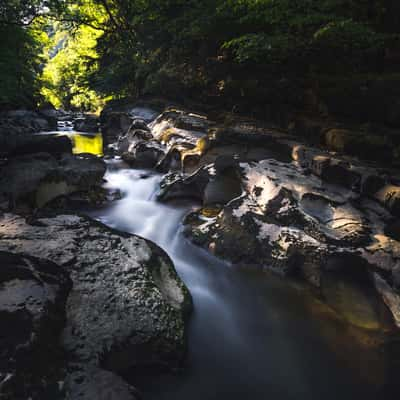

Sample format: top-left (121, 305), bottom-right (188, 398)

top-left (117, 129), bottom-right (153, 154)
top-left (311, 155), bottom-right (361, 189)
top-left (122, 140), bottom-right (165, 169)
top-left (374, 185), bottom-right (400, 216)
top-left (73, 115), bottom-right (99, 133)
top-left (325, 128), bottom-right (392, 162)
top-left (8, 134), bottom-right (73, 158)
top-left (0, 153), bottom-right (106, 211)
top-left (373, 273), bottom-right (400, 328)
top-left (101, 112), bottom-right (133, 144)
top-left (0, 214), bottom-right (191, 398)
top-left (0, 251), bottom-right (71, 399)
top-left (65, 367), bottom-right (139, 400)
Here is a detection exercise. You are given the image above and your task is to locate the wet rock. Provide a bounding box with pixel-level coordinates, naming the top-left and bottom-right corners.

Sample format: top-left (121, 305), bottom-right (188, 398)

top-left (122, 140), bottom-right (165, 169)
top-left (311, 156), bottom-right (361, 189)
top-left (182, 159), bottom-right (388, 292)
top-left (325, 128), bottom-right (392, 162)
top-left (373, 273), bottom-right (400, 328)
top-left (151, 109), bottom-right (210, 134)
top-left (101, 112), bottom-right (133, 144)
top-left (385, 219), bottom-right (400, 241)
top-left (65, 367), bottom-right (139, 400)
top-left (374, 184), bottom-right (400, 216)
top-left (157, 167), bottom-right (211, 202)
top-left (130, 118), bottom-right (151, 132)
top-left (321, 258), bottom-right (386, 330)
top-left (8, 134), bottom-right (73, 158)
top-left (73, 115), bottom-right (99, 133)
top-left (0, 214), bottom-right (191, 378)
top-left (117, 129), bottom-right (153, 154)
top-left (0, 153), bottom-right (106, 211)
top-left (0, 251), bottom-right (71, 399)
top-left (0, 111), bottom-right (52, 136)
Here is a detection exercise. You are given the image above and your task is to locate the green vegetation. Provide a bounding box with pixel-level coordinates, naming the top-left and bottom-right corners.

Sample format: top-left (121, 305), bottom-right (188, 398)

top-left (1, 0), bottom-right (399, 112)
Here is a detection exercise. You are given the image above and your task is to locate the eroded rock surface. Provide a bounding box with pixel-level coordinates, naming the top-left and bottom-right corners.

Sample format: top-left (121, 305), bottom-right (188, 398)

top-left (0, 214), bottom-right (191, 399)
top-left (125, 106), bottom-right (400, 330)
top-left (0, 251), bottom-right (71, 399)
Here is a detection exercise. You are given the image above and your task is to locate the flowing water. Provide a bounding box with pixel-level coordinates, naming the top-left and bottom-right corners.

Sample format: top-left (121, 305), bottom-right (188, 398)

top-left (87, 162), bottom-right (397, 400)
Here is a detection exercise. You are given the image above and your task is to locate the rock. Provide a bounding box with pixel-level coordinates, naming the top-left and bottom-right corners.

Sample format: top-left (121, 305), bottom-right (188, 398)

top-left (130, 118), bottom-right (151, 132)
top-left (65, 367), bottom-right (139, 400)
top-left (0, 214), bottom-right (191, 377)
top-left (373, 273), bottom-right (400, 328)
top-left (9, 134), bottom-right (73, 158)
top-left (311, 155), bottom-right (361, 189)
top-left (385, 219), bottom-right (400, 241)
top-left (362, 173), bottom-right (387, 196)
top-left (325, 128), bottom-right (392, 162)
top-left (151, 109), bottom-right (210, 134)
top-left (157, 167), bottom-right (211, 202)
top-left (101, 112), bottom-right (133, 144)
top-left (361, 234), bottom-right (400, 273)
top-left (122, 140), bottom-right (165, 169)
top-left (73, 115), bottom-right (99, 133)
top-left (117, 129), bottom-right (153, 154)
top-left (374, 184), bottom-right (400, 216)
top-left (0, 111), bottom-right (53, 137)
top-left (0, 153), bottom-right (106, 211)
top-left (0, 251), bottom-right (71, 399)
top-left (182, 159), bottom-right (373, 287)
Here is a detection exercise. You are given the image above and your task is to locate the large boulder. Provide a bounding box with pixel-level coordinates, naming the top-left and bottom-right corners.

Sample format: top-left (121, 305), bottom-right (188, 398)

top-left (73, 115), bottom-right (99, 133)
top-left (101, 112), bottom-right (133, 144)
top-left (6, 134), bottom-right (72, 158)
top-left (0, 153), bottom-right (106, 211)
top-left (176, 158), bottom-right (400, 327)
top-left (0, 214), bottom-right (191, 398)
top-left (122, 140), bottom-right (165, 169)
top-left (0, 251), bottom-right (71, 399)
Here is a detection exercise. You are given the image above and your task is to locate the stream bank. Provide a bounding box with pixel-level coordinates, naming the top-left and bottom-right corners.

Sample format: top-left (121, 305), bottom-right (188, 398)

top-left (0, 101), bottom-right (400, 399)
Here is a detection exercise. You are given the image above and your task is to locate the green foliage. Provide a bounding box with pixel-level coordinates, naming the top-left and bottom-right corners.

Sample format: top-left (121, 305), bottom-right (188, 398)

top-left (1, 0), bottom-right (400, 110)
top-left (40, 22), bottom-right (104, 110)
top-left (0, 23), bottom-right (47, 108)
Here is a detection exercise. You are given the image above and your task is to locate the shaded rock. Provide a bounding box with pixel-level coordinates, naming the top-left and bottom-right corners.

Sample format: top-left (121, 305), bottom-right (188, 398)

top-left (151, 109), bottom-right (210, 134)
top-left (321, 257), bottom-right (388, 330)
top-left (311, 155), bottom-right (361, 189)
top-left (157, 167), bottom-right (211, 202)
top-left (65, 367), bottom-right (139, 400)
top-left (9, 134), bottom-right (73, 158)
top-left (118, 129), bottom-right (154, 154)
top-left (0, 153), bottom-right (106, 211)
top-left (130, 118), bottom-right (151, 132)
top-left (325, 128), bottom-right (392, 162)
top-left (361, 234), bottom-right (400, 273)
top-left (122, 140), bottom-right (165, 169)
top-left (73, 115), bottom-right (99, 133)
top-left (101, 112), bottom-right (133, 144)
top-left (374, 184), bottom-right (400, 216)
top-left (0, 251), bottom-right (71, 399)
top-left (385, 219), bottom-right (400, 241)
top-left (373, 273), bottom-right (400, 328)
top-left (0, 130), bottom-right (72, 159)
top-left (0, 214), bottom-right (191, 375)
